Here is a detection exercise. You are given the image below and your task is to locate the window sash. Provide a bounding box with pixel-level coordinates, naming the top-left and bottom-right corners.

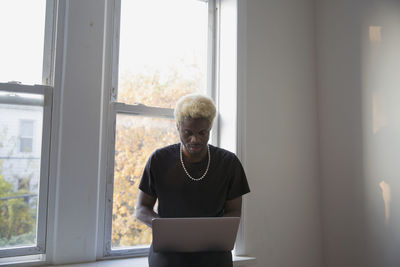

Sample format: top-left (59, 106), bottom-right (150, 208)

top-left (43, 0), bottom-right (57, 86)
top-left (0, 83), bottom-right (53, 258)
top-left (104, 102), bottom-right (174, 257)
top-left (0, 0), bottom-right (56, 258)
top-left (103, 0), bottom-right (218, 257)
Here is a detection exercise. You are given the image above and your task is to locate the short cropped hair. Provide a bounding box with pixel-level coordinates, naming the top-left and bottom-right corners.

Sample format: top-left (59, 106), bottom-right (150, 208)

top-left (174, 94), bottom-right (216, 126)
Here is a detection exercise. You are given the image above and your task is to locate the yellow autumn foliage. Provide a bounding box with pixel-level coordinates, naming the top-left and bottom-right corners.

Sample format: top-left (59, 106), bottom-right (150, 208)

top-left (111, 69), bottom-right (203, 247)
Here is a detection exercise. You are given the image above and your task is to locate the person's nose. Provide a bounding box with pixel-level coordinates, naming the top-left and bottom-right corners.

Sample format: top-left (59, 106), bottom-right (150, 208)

top-left (189, 134), bottom-right (199, 143)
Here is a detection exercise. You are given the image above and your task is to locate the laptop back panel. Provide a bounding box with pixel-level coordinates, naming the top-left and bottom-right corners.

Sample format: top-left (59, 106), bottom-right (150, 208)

top-left (152, 217), bottom-right (240, 253)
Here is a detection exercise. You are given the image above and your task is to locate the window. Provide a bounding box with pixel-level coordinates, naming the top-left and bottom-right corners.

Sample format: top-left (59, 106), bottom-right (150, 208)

top-left (19, 120), bottom-right (34, 153)
top-left (0, 86), bottom-right (52, 258)
top-left (104, 0), bottom-right (218, 257)
top-left (0, 0), bottom-right (56, 258)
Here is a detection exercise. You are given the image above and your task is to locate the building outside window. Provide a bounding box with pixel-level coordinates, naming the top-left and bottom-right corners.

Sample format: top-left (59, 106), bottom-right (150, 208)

top-left (19, 120), bottom-right (34, 153)
top-left (104, 0), bottom-right (218, 257)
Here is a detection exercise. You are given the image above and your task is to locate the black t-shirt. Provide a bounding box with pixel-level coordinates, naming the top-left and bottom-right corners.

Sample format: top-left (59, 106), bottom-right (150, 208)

top-left (139, 143), bottom-right (250, 267)
top-left (139, 143), bottom-right (250, 217)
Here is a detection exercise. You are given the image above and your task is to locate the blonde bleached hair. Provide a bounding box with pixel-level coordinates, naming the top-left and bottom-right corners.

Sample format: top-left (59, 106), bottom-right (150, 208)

top-left (174, 94), bottom-right (216, 127)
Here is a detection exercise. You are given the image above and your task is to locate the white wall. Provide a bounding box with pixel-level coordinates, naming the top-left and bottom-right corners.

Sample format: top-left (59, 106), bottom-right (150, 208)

top-left (317, 0), bottom-right (400, 266)
top-left (243, 1), bottom-right (321, 266)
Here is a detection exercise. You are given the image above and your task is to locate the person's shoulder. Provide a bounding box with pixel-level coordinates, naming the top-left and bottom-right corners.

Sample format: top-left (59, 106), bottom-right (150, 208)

top-left (152, 143), bottom-right (180, 159)
top-left (210, 145), bottom-right (239, 161)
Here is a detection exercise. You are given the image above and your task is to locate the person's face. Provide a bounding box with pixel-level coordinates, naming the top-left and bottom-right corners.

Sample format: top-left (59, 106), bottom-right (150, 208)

top-left (178, 117), bottom-right (211, 160)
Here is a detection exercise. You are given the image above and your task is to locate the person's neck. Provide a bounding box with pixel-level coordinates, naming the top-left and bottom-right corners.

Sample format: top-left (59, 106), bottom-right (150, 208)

top-left (183, 148), bottom-right (207, 163)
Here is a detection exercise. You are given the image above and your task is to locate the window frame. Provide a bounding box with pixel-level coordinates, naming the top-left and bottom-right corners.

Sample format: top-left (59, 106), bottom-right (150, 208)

top-left (0, 83), bottom-right (53, 258)
top-left (103, 0), bottom-right (219, 257)
top-left (0, 0), bottom-right (57, 259)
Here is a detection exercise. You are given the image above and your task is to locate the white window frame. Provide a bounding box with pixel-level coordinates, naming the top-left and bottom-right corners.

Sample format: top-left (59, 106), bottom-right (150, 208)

top-left (103, 0), bottom-right (219, 258)
top-left (0, 0), bottom-right (57, 259)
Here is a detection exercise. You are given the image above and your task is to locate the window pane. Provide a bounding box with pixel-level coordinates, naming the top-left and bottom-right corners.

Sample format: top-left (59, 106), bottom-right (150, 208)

top-left (118, 0), bottom-right (208, 108)
top-left (112, 114), bottom-right (179, 249)
top-left (0, 91), bottom-right (43, 249)
top-left (0, 1), bottom-right (47, 85)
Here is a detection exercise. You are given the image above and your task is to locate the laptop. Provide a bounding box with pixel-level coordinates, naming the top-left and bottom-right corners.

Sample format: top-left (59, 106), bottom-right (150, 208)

top-left (152, 217), bottom-right (240, 253)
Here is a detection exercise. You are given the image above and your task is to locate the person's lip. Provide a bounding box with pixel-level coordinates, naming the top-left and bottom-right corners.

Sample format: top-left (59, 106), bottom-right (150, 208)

top-left (189, 145), bottom-right (202, 151)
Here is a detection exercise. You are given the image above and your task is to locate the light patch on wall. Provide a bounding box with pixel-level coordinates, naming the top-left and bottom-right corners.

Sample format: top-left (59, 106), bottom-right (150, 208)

top-left (379, 180), bottom-right (391, 224)
top-left (369, 26), bottom-right (382, 43)
top-left (372, 91), bottom-right (387, 133)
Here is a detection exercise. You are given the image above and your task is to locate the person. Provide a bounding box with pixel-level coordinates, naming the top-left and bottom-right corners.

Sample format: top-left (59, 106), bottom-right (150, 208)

top-left (135, 93), bottom-right (250, 267)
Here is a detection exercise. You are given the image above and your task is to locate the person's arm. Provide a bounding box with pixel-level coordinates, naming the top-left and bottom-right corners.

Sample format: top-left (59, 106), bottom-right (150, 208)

top-left (223, 196), bottom-right (242, 217)
top-left (135, 190), bottom-right (159, 228)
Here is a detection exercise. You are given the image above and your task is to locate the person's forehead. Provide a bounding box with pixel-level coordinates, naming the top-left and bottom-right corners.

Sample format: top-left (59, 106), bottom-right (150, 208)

top-left (181, 117), bottom-right (210, 128)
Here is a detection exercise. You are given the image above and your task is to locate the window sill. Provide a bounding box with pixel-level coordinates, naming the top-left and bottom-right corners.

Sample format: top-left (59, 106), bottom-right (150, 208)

top-left (82, 256), bottom-right (255, 267)
top-left (233, 256), bottom-right (257, 266)
top-left (3, 255), bottom-right (255, 267)
top-left (82, 256), bottom-right (254, 267)
top-left (0, 255), bottom-right (255, 267)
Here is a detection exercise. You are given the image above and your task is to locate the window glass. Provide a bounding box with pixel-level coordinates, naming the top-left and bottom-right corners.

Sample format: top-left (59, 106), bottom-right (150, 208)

top-left (118, 0), bottom-right (208, 108)
top-left (0, 1), bottom-right (47, 85)
top-left (112, 114), bottom-right (179, 249)
top-left (0, 91), bottom-right (43, 249)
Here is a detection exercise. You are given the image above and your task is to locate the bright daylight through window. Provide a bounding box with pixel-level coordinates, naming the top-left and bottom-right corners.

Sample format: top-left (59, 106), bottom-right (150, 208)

top-left (106, 0), bottom-right (215, 255)
top-left (0, 0), bottom-right (54, 258)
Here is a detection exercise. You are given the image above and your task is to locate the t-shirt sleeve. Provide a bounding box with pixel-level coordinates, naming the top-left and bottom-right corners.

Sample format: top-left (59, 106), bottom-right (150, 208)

top-left (227, 156), bottom-right (250, 200)
top-left (138, 153), bottom-right (157, 197)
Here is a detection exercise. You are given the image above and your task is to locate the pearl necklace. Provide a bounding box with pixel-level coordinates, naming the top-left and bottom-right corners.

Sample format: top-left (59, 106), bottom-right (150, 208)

top-left (180, 143), bottom-right (210, 181)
